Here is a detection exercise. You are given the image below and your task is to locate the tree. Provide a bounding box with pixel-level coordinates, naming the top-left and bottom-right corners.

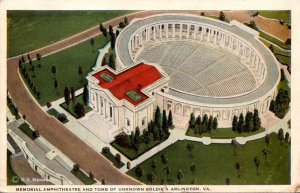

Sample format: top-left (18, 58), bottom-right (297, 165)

top-left (190, 164), bottom-right (196, 176)
top-left (36, 53), bottom-right (42, 61)
top-left (151, 160), bottom-right (156, 172)
top-left (186, 143), bottom-right (194, 156)
top-left (234, 162), bottom-right (241, 177)
top-left (278, 128), bottom-right (284, 145)
top-left (155, 106), bottom-right (161, 128)
top-left (101, 55), bottom-right (108, 66)
top-left (262, 149), bottom-right (268, 162)
top-left (72, 163), bottom-right (80, 172)
top-left (253, 156), bottom-right (260, 174)
top-left (225, 177), bottom-right (231, 185)
top-left (54, 79), bottom-right (58, 91)
top-left (219, 11), bottom-right (225, 21)
top-left (116, 30), bottom-right (120, 37)
top-left (285, 38), bottom-right (291, 45)
top-left (99, 23), bottom-right (105, 32)
top-left (265, 134), bottom-right (270, 147)
top-left (245, 112), bottom-right (254, 132)
top-left (124, 17), bottom-right (129, 25)
top-left (231, 139), bottom-right (238, 155)
top-left (111, 33), bottom-right (116, 49)
top-left (115, 153), bottom-right (121, 164)
top-left (74, 103), bottom-right (85, 118)
top-left (115, 134), bottom-right (131, 148)
top-left (237, 113), bottom-right (244, 133)
top-left (102, 147), bottom-right (110, 154)
top-left (285, 132), bottom-right (290, 143)
top-left (134, 126), bottom-right (140, 144)
top-left (164, 166), bottom-right (170, 180)
top-left (78, 66), bottom-right (83, 79)
top-left (119, 22), bottom-right (125, 28)
top-left (90, 38), bottom-right (95, 52)
top-left (253, 109), bottom-right (261, 131)
top-left (162, 110), bottom-right (168, 135)
top-left (135, 166), bottom-right (144, 178)
top-left (160, 154), bottom-right (168, 165)
top-left (108, 53), bottom-right (115, 70)
top-left (51, 64), bottom-right (56, 78)
top-left (83, 83), bottom-right (89, 105)
top-left (176, 170), bottom-right (183, 184)
top-left (70, 87), bottom-right (75, 107)
top-left (147, 172), bottom-right (156, 184)
top-left (213, 117), bottom-right (218, 130)
top-left (232, 115), bottom-right (238, 131)
top-left (64, 86), bottom-right (71, 109)
top-left (208, 115), bottom-right (213, 131)
top-left (167, 110), bottom-right (173, 127)
top-left (89, 172), bottom-right (94, 180)
top-left (189, 113), bottom-right (196, 129)
top-left (21, 54), bottom-right (25, 63)
top-left (109, 25), bottom-right (114, 36)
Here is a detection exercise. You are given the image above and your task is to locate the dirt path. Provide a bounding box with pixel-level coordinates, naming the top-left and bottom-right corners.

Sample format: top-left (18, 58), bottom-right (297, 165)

top-left (7, 10), bottom-right (290, 185)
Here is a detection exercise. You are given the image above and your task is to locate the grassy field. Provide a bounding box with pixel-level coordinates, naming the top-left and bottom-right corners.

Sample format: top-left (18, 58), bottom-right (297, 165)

top-left (60, 94), bottom-right (92, 119)
top-left (7, 151), bottom-right (26, 185)
top-left (127, 133), bottom-right (290, 185)
top-left (186, 127), bottom-right (265, 139)
top-left (20, 35), bottom-right (109, 106)
top-left (258, 11), bottom-right (290, 21)
top-left (259, 31), bottom-right (290, 50)
top-left (7, 10), bottom-right (131, 57)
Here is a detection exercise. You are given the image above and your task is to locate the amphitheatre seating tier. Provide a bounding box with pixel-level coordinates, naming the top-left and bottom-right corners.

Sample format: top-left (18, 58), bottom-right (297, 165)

top-left (136, 40), bottom-right (257, 97)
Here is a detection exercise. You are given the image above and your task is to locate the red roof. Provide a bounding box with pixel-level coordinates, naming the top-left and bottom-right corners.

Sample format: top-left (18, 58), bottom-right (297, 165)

top-left (92, 63), bottom-right (162, 106)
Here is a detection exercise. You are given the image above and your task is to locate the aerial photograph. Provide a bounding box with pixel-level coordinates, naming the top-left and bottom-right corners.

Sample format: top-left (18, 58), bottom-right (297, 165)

top-left (5, 9), bottom-right (292, 191)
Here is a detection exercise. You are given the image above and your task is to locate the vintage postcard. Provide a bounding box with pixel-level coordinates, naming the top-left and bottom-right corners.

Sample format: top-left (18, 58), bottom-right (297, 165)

top-left (1, 0), bottom-right (299, 192)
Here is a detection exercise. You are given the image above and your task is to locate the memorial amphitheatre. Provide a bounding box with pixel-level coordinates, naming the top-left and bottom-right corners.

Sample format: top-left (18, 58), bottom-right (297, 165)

top-left (115, 14), bottom-right (280, 127)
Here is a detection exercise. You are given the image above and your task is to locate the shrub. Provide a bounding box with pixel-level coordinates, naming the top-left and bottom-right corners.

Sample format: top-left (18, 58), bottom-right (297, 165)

top-left (32, 130), bottom-right (40, 139)
top-left (46, 101), bottom-right (52, 108)
top-left (89, 172), bottom-right (94, 180)
top-left (73, 164), bottom-right (80, 172)
top-left (102, 147), bottom-right (110, 154)
top-left (74, 103), bottom-right (85, 118)
top-left (57, 113), bottom-right (67, 122)
top-left (115, 134), bottom-right (131, 148)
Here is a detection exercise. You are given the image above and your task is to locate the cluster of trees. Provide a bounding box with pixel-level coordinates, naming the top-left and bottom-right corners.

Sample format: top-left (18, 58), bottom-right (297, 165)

top-left (269, 88), bottom-right (290, 119)
top-left (115, 107), bottom-right (173, 153)
top-left (99, 17), bottom-right (128, 70)
top-left (188, 113), bottom-right (218, 135)
top-left (19, 53), bottom-right (42, 99)
top-left (278, 128), bottom-right (290, 145)
top-left (135, 153), bottom-right (198, 184)
top-left (232, 109), bottom-right (261, 133)
top-left (63, 83), bottom-right (88, 118)
top-left (101, 52), bottom-right (115, 70)
top-left (7, 95), bottom-right (19, 118)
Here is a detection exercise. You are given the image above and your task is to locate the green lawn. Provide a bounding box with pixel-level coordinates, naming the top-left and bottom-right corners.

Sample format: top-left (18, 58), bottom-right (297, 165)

top-left (111, 133), bottom-right (169, 160)
top-left (18, 122), bottom-right (36, 140)
top-left (7, 150), bottom-right (26, 185)
top-left (102, 152), bottom-right (125, 168)
top-left (20, 35), bottom-right (109, 106)
top-left (8, 10), bottom-right (131, 57)
top-left (258, 11), bottom-right (290, 21)
top-left (71, 170), bottom-right (96, 185)
top-left (60, 94), bottom-right (92, 119)
top-left (186, 127), bottom-right (265, 139)
top-left (127, 133), bottom-right (290, 185)
top-left (259, 31), bottom-right (290, 50)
